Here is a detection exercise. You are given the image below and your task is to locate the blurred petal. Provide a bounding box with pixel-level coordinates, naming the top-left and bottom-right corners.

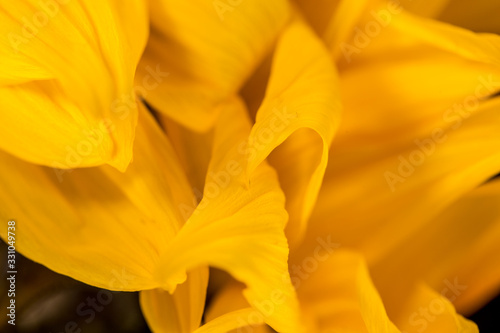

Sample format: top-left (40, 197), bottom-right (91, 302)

top-left (137, 0), bottom-right (290, 131)
top-left (0, 103), bottom-right (193, 290)
top-left (140, 267), bottom-right (209, 333)
top-left (158, 114), bottom-right (214, 197)
top-left (156, 98), bottom-right (304, 332)
top-left (203, 281), bottom-right (272, 333)
top-left (0, 0), bottom-right (148, 170)
top-left (310, 12), bottom-right (500, 261)
top-left (324, 0), bottom-right (373, 60)
top-left (295, 250), bottom-right (399, 332)
top-left (247, 18), bottom-right (342, 245)
top-left (308, 97), bottom-right (500, 266)
top-left (390, 12), bottom-right (500, 67)
top-left (100, 103), bottom-right (196, 237)
top-left (292, 0), bottom-right (340, 36)
top-left (399, 0), bottom-right (451, 18)
top-left (400, 0), bottom-right (500, 35)
top-left (438, 0), bottom-right (500, 34)
top-left (195, 308), bottom-right (265, 333)
top-left (336, 11), bottom-right (500, 148)
top-left (393, 284), bottom-right (478, 333)
top-left (371, 177), bottom-right (500, 315)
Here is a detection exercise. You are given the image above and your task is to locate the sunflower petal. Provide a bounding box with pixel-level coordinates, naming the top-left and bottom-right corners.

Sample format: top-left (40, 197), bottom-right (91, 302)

top-left (399, 0), bottom-right (451, 18)
top-left (0, 0), bottom-right (148, 170)
top-left (309, 95), bottom-right (500, 266)
top-left (101, 103), bottom-right (196, 238)
top-left (335, 11), bottom-right (500, 148)
top-left (295, 250), bottom-right (399, 332)
top-left (246, 18), bottom-right (342, 245)
top-left (438, 0), bottom-right (500, 34)
top-left (304, 10), bottom-right (500, 262)
top-left (195, 308), bottom-right (266, 333)
top-left (371, 177), bottom-right (500, 315)
top-left (390, 11), bottom-right (500, 68)
top-left (0, 103), bottom-right (194, 291)
top-left (203, 281), bottom-right (272, 333)
top-left (324, 0), bottom-right (373, 60)
top-left (136, 0), bottom-right (291, 131)
top-left (393, 284), bottom-right (478, 333)
top-left (158, 115), bottom-right (215, 197)
top-left (140, 267), bottom-right (209, 333)
top-left (292, 0), bottom-right (340, 36)
top-left (155, 98), bottom-right (304, 332)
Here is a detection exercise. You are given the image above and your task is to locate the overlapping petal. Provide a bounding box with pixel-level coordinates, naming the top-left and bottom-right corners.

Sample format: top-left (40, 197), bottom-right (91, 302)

top-left (202, 281), bottom-right (271, 333)
top-left (399, 0), bottom-right (451, 18)
top-left (0, 0), bottom-right (148, 170)
top-left (2, 1), bottom-right (499, 332)
top-left (310, 96), bottom-right (500, 269)
top-left (392, 284), bottom-right (478, 333)
top-left (292, 249), bottom-right (400, 332)
top-left (300, 10), bottom-right (500, 262)
top-left (400, 0), bottom-right (500, 35)
top-left (140, 268), bottom-right (209, 333)
top-left (154, 98), bottom-right (303, 332)
top-left (438, 0), bottom-right (500, 34)
top-left (136, 0), bottom-right (291, 131)
top-left (0, 103), bottom-right (192, 290)
top-left (244, 17), bottom-right (342, 245)
top-left (371, 176), bottom-right (500, 316)
top-left (0, 93), bottom-right (305, 331)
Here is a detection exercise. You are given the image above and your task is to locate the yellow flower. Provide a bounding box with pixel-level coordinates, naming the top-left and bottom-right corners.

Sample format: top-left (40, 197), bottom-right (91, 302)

top-left (1, 0), bottom-right (500, 332)
top-left (200, 1), bottom-right (500, 332)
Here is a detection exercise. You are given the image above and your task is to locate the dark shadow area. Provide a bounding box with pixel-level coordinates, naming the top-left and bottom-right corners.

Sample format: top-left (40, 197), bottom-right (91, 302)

top-left (469, 292), bottom-right (500, 333)
top-left (0, 240), bottom-right (151, 333)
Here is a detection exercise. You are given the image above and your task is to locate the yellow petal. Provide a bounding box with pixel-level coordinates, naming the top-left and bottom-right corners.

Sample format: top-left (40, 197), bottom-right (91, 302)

top-left (399, 0), bottom-right (451, 18)
top-left (155, 98), bottom-right (304, 332)
top-left (246, 17), bottom-right (342, 245)
top-left (399, 0), bottom-right (500, 35)
top-left (448, 181), bottom-right (500, 314)
top-left (372, 177), bottom-right (500, 316)
top-left (390, 12), bottom-right (500, 68)
top-left (292, 0), bottom-right (341, 36)
top-left (324, 0), bottom-right (373, 61)
top-left (0, 81), bottom-right (125, 171)
top-left (310, 12), bottom-right (500, 261)
top-left (158, 114), bottom-right (214, 197)
top-left (140, 267), bottom-right (209, 333)
top-left (331, 10), bottom-right (500, 181)
top-left (100, 103), bottom-right (196, 238)
top-left (0, 0), bottom-right (148, 170)
top-left (136, 0), bottom-right (291, 131)
top-left (203, 281), bottom-right (272, 333)
top-left (0, 103), bottom-right (193, 291)
top-left (195, 308), bottom-right (266, 333)
top-left (294, 250), bottom-right (399, 332)
top-left (392, 284), bottom-right (478, 333)
top-left (438, 0), bottom-right (500, 34)
top-left (0, 154), bottom-right (157, 290)
top-left (308, 96), bottom-right (500, 265)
